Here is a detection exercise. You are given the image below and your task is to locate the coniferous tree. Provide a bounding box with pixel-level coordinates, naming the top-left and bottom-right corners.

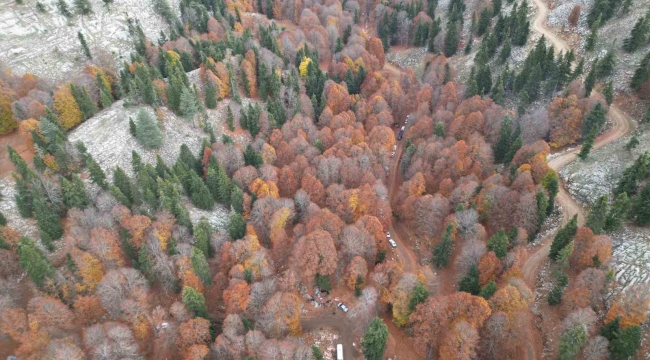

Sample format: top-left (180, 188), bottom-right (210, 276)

top-left (191, 247), bottom-right (212, 284)
top-left (135, 108), bottom-right (163, 149)
top-left (135, 65), bottom-right (158, 105)
top-left (129, 117), bottom-right (137, 137)
top-left (204, 81), bottom-right (217, 109)
top-left (549, 214), bottom-right (579, 260)
top-left (585, 59), bottom-right (598, 97)
top-left (499, 37), bottom-right (512, 64)
top-left (479, 281), bottom-right (497, 299)
top-left (244, 145), bottom-right (263, 168)
top-left (61, 175), bottom-right (89, 209)
top-left (631, 184), bottom-right (650, 225)
top-left (180, 86), bottom-right (201, 118)
top-left (432, 224), bottom-right (455, 267)
top-left (625, 133), bottom-right (640, 151)
top-left (466, 68), bottom-right (479, 97)
top-left (604, 80), bottom-right (614, 106)
top-left (13, 173), bottom-right (33, 218)
top-left (493, 116), bottom-right (512, 163)
top-left (458, 264), bottom-right (481, 295)
top-left (182, 286), bottom-right (208, 318)
top-left (77, 31), bottom-right (92, 59)
top-left (582, 103), bottom-right (606, 138)
top-left (112, 166), bottom-right (133, 203)
top-left (578, 131), bottom-right (596, 160)
top-left (536, 190), bottom-right (549, 231)
top-left (190, 173), bottom-right (213, 210)
top-left (132, 150), bottom-right (142, 174)
top-left (444, 21), bottom-right (459, 57)
top-left (57, 0), bottom-right (72, 17)
top-left (86, 155), bottom-right (107, 189)
top-left (194, 218), bottom-right (212, 258)
top-left (597, 50), bottom-right (616, 78)
top-left (70, 84), bottom-right (98, 119)
top-left (487, 229), bottom-right (509, 258)
top-left (18, 236), bottom-right (55, 287)
top-left (623, 16), bottom-right (647, 53)
top-left (361, 318), bottom-right (389, 360)
top-left (408, 283), bottom-right (428, 311)
top-left (97, 73), bottom-right (113, 108)
top-left (587, 195), bottom-right (609, 234)
top-left (74, 0), bottom-right (92, 14)
top-left (228, 212), bottom-right (246, 240)
top-left (434, 122), bottom-right (446, 138)
top-left (545, 173), bottom-right (559, 215)
top-left (585, 15), bottom-right (601, 51)
top-left (230, 185), bottom-right (244, 213)
top-left (32, 191), bottom-right (63, 247)
top-left (226, 106), bottom-right (235, 131)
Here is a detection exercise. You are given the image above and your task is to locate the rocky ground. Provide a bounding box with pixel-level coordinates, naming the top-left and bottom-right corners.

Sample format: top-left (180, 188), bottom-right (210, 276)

top-left (0, 0), bottom-right (178, 81)
top-left (560, 126), bottom-right (647, 206)
top-left (546, 0), bottom-right (650, 92)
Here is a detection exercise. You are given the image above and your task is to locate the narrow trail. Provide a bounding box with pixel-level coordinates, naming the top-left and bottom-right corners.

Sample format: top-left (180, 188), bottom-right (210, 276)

top-left (521, 0), bottom-right (635, 358)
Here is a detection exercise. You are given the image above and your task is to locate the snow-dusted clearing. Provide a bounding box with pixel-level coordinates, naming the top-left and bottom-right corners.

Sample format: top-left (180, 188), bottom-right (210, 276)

top-left (68, 100), bottom-right (204, 178)
top-left (0, 0), bottom-right (178, 81)
top-left (560, 128), bottom-right (646, 206)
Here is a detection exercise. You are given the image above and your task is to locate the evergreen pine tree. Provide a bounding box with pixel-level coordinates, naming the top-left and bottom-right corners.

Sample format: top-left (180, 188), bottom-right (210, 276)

top-left (180, 86), bottom-right (201, 118)
top-left (32, 191), bottom-right (63, 246)
top-left (444, 21), bottom-right (459, 57)
top-left (597, 50), bottom-right (616, 78)
top-left (138, 244), bottom-right (152, 276)
top-left (228, 212), bottom-right (246, 240)
top-left (434, 122), bottom-right (446, 138)
top-left (190, 173), bottom-right (214, 210)
top-left (128, 117), bottom-right (137, 137)
top-left (493, 116), bottom-right (512, 163)
top-left (556, 325), bottom-right (588, 358)
top-left (61, 175), bottom-right (89, 209)
top-left (244, 145), bottom-right (263, 168)
top-left (487, 229), bottom-right (509, 258)
top-left (182, 286), bottom-right (208, 318)
top-left (623, 17), bottom-right (647, 53)
top-left (582, 103), bottom-right (606, 138)
top-left (585, 59), bottom-right (598, 97)
top-left (74, 0), bottom-right (92, 14)
top-left (625, 133), bottom-right (640, 151)
top-left (609, 325), bottom-right (641, 360)
top-left (57, 0), bottom-right (72, 16)
top-left (77, 31), bottom-right (92, 59)
top-left (86, 156), bottom-right (107, 189)
top-left (13, 173), bottom-right (33, 218)
top-left (70, 84), bottom-right (98, 118)
top-left (132, 150), bottom-right (142, 174)
top-left (587, 196), bottom-right (609, 234)
top-left (226, 106), bottom-right (235, 131)
top-left (536, 190), bottom-right (549, 231)
top-left (135, 108), bottom-right (163, 149)
top-left (230, 185), bottom-right (244, 213)
top-left (407, 283), bottom-right (429, 311)
top-left (604, 80), bottom-right (614, 106)
top-left (113, 166), bottom-right (133, 203)
top-left (585, 15), bottom-right (601, 51)
top-left (191, 247), bottom-right (212, 284)
top-left (458, 264), bottom-right (481, 295)
top-left (578, 131), bottom-right (596, 160)
top-left (549, 214), bottom-right (579, 260)
top-left (466, 68), bottom-right (479, 97)
top-left (361, 318), bottom-right (389, 360)
top-left (479, 281), bottom-right (498, 299)
top-left (194, 218), bottom-right (212, 258)
top-left (545, 173), bottom-right (559, 215)
top-left (204, 81), bottom-right (217, 109)
top-left (97, 74), bottom-right (113, 108)
top-left (631, 184), bottom-right (650, 225)
top-left (18, 236), bottom-right (55, 287)
top-left (432, 224), bottom-right (455, 267)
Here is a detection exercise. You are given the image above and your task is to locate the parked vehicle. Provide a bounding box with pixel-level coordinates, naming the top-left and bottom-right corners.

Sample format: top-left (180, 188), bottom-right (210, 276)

top-left (386, 231), bottom-right (391, 238)
top-left (337, 302), bottom-right (349, 312)
top-left (389, 239), bottom-right (397, 248)
top-left (391, 151), bottom-right (395, 158)
top-left (337, 344), bottom-right (344, 360)
top-left (398, 130), bottom-right (404, 141)
top-left (392, 145), bottom-right (397, 151)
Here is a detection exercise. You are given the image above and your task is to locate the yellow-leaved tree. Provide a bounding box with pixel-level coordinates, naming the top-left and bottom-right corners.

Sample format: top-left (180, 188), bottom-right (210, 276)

top-left (299, 57), bottom-right (312, 77)
top-left (53, 85), bottom-right (83, 130)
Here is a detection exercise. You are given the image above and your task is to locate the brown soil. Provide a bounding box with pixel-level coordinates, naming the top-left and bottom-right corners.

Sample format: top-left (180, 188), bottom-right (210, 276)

top-left (0, 131), bottom-right (33, 179)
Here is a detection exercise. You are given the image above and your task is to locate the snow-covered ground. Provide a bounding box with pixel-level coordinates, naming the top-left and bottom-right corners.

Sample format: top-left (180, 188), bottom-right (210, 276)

top-left (0, 0), bottom-right (179, 81)
top-left (610, 227), bottom-right (650, 295)
top-left (0, 178), bottom-right (38, 239)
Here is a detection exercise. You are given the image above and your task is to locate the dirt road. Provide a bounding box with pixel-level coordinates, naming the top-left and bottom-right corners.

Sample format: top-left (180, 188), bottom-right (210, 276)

top-left (521, 1), bottom-right (635, 358)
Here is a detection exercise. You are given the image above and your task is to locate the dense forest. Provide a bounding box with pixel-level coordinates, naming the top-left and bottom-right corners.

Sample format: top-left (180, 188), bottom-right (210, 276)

top-left (0, 0), bottom-right (648, 358)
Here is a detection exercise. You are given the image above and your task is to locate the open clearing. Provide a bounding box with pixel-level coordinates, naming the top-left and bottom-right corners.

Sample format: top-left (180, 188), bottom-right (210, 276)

top-left (0, 0), bottom-right (178, 81)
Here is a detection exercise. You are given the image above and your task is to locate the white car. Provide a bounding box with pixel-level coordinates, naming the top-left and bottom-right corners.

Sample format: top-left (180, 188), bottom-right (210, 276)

top-left (337, 302), bottom-right (349, 313)
top-left (391, 151), bottom-right (395, 158)
top-left (392, 145), bottom-right (397, 151)
top-left (386, 231), bottom-right (391, 238)
top-left (389, 239), bottom-right (397, 248)
top-left (405, 118), bottom-right (409, 124)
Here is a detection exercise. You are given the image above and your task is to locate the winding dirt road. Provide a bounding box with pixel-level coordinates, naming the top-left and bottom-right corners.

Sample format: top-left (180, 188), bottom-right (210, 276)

top-left (521, 1), bottom-right (635, 359)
